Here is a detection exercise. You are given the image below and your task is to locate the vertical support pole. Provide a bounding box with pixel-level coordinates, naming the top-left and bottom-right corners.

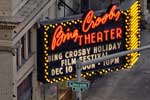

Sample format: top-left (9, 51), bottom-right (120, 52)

top-left (76, 59), bottom-right (82, 100)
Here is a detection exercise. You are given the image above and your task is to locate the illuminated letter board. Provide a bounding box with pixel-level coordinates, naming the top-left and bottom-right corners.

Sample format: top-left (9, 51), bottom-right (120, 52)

top-left (38, 1), bottom-right (141, 83)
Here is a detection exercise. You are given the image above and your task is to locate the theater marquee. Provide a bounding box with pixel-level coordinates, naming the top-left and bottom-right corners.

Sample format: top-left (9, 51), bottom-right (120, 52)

top-left (38, 1), bottom-right (141, 83)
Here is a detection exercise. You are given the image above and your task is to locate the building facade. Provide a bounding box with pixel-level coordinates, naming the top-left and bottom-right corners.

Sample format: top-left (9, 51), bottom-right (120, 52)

top-left (0, 0), bottom-right (76, 100)
top-left (0, 0), bottom-right (147, 100)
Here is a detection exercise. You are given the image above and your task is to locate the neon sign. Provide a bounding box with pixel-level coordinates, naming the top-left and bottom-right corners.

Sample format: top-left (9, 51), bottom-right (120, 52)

top-left (37, 1), bottom-right (141, 83)
top-left (51, 5), bottom-right (121, 50)
top-left (51, 25), bottom-right (122, 50)
top-left (82, 5), bottom-right (121, 32)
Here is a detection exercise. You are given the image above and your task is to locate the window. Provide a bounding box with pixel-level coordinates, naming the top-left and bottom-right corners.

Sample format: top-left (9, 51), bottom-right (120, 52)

top-left (16, 41), bottom-right (22, 70)
top-left (81, 0), bottom-right (112, 12)
top-left (21, 36), bottom-right (25, 60)
top-left (58, 82), bottom-right (72, 100)
top-left (17, 73), bottom-right (32, 100)
top-left (28, 30), bottom-right (32, 54)
top-left (44, 83), bottom-right (58, 100)
top-left (16, 48), bottom-right (19, 66)
top-left (111, 0), bottom-right (120, 5)
top-left (16, 29), bottom-right (33, 70)
top-left (120, 0), bottom-right (125, 3)
top-left (148, 0), bottom-right (150, 11)
top-left (81, 0), bottom-right (90, 13)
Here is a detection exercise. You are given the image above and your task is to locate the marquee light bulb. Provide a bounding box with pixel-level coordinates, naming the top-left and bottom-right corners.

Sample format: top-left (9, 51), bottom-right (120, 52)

top-left (69, 76), bottom-right (72, 78)
top-left (46, 72), bottom-right (48, 75)
top-left (69, 23), bottom-right (72, 25)
top-left (44, 63), bottom-right (47, 66)
top-left (44, 25), bottom-right (47, 28)
top-left (46, 66), bottom-right (48, 69)
top-left (44, 32), bottom-right (47, 35)
top-left (75, 22), bottom-right (77, 24)
top-left (44, 75), bottom-right (47, 78)
top-left (45, 35), bottom-right (48, 37)
top-left (53, 79), bottom-right (56, 81)
top-left (45, 41), bottom-right (48, 44)
top-left (52, 26), bottom-right (55, 28)
top-left (46, 53), bottom-right (48, 56)
top-left (44, 51), bottom-right (47, 53)
top-left (44, 69), bottom-right (47, 72)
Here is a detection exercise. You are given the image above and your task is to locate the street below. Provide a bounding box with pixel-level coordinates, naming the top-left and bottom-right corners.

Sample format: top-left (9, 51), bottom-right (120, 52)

top-left (83, 30), bottom-right (150, 100)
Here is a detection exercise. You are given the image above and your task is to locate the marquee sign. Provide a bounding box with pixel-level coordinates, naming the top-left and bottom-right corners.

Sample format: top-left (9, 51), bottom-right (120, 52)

top-left (37, 1), bottom-right (141, 83)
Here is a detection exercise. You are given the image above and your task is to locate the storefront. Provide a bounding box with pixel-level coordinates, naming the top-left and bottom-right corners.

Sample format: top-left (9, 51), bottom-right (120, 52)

top-left (43, 82), bottom-right (74, 100)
